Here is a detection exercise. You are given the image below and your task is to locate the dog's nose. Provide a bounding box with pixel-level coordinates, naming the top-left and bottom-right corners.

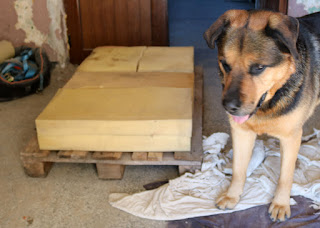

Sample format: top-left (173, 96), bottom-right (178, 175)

top-left (222, 98), bottom-right (241, 114)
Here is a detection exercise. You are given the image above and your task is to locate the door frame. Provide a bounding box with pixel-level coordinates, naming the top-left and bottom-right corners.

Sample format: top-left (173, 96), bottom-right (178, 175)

top-left (256, 0), bottom-right (288, 14)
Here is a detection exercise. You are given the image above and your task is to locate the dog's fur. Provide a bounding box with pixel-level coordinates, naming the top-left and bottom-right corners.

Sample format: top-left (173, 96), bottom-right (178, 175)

top-left (204, 10), bottom-right (320, 222)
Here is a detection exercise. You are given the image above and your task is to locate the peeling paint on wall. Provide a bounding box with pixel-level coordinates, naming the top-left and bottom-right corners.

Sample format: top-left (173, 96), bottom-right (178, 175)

top-left (46, 0), bottom-right (68, 67)
top-left (13, 0), bottom-right (68, 66)
top-left (14, 0), bottom-right (47, 46)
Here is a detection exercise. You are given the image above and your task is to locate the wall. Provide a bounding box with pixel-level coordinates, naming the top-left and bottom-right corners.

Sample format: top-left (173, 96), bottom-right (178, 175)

top-left (0, 0), bottom-right (68, 67)
top-left (288, 0), bottom-right (320, 17)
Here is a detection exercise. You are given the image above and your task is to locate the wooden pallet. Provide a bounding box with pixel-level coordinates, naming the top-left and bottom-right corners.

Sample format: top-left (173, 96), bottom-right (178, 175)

top-left (20, 67), bottom-right (203, 179)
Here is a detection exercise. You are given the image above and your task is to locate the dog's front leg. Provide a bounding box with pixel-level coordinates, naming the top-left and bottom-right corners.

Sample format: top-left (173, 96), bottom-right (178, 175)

top-left (216, 126), bottom-right (256, 210)
top-left (269, 130), bottom-right (302, 222)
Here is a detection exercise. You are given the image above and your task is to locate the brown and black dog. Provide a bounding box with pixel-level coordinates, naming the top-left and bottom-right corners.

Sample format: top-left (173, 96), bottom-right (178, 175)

top-left (204, 10), bottom-right (320, 222)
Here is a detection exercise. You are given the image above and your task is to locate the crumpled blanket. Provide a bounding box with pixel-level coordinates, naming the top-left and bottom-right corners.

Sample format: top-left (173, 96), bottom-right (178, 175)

top-left (109, 130), bottom-right (320, 221)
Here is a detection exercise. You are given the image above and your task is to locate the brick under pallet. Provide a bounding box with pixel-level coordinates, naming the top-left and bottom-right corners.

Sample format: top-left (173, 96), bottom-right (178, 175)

top-left (20, 67), bottom-right (203, 179)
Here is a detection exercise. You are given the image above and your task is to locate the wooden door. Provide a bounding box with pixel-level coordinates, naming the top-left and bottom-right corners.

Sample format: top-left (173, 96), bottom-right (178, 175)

top-left (64, 0), bottom-right (168, 64)
top-left (257, 0), bottom-right (288, 14)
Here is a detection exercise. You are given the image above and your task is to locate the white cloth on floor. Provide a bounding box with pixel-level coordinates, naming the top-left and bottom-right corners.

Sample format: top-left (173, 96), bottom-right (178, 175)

top-left (108, 130), bottom-right (320, 220)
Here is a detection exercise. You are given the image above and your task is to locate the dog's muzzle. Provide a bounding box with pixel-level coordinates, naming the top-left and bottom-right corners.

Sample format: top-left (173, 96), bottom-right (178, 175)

top-left (226, 91), bottom-right (268, 124)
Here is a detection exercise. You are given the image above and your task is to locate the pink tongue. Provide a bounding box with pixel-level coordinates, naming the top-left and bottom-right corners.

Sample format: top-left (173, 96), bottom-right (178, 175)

top-left (231, 114), bottom-right (250, 124)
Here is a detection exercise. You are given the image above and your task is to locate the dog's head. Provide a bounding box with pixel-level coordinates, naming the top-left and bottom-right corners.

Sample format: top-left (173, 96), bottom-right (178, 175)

top-left (204, 10), bottom-right (299, 124)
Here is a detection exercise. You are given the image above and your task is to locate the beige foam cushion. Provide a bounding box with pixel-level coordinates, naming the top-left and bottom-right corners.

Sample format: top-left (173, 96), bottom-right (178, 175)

top-left (138, 46), bottom-right (194, 73)
top-left (37, 135), bottom-right (191, 152)
top-left (77, 46), bottom-right (146, 72)
top-left (36, 87), bottom-right (193, 151)
top-left (64, 71), bottom-right (194, 89)
top-left (37, 88), bottom-right (192, 121)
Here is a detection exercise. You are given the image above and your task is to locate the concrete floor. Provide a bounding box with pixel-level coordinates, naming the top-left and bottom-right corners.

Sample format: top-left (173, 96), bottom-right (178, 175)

top-left (2, 1), bottom-right (320, 227)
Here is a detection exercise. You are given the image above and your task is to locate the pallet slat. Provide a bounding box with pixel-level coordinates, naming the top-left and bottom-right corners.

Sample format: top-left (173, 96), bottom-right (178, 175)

top-left (148, 152), bottom-right (163, 161)
top-left (22, 151), bottom-right (201, 166)
top-left (132, 152), bottom-right (148, 161)
top-left (20, 136), bottom-right (50, 158)
top-left (21, 135), bottom-right (52, 177)
top-left (57, 151), bottom-right (88, 159)
top-left (92, 152), bottom-right (123, 160)
top-left (96, 164), bottom-right (125, 179)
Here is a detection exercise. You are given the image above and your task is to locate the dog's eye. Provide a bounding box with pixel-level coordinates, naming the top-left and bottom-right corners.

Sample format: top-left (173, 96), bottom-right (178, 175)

top-left (220, 60), bottom-right (231, 73)
top-left (250, 64), bottom-right (266, 76)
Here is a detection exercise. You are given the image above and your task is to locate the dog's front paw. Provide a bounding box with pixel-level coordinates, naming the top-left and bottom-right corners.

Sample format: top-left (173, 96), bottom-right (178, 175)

top-left (268, 201), bottom-right (291, 222)
top-left (215, 193), bottom-right (240, 210)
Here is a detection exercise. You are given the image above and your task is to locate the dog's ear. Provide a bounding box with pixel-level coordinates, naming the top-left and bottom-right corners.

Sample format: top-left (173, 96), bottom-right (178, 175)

top-left (267, 14), bottom-right (299, 61)
top-left (203, 14), bottom-right (228, 49)
top-left (203, 10), bottom-right (248, 49)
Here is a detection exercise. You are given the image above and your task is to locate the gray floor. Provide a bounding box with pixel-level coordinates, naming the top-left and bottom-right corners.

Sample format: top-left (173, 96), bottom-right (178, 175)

top-left (2, 1), bottom-right (320, 227)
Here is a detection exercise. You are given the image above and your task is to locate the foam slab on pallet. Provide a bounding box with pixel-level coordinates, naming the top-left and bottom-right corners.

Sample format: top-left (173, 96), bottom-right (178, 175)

top-left (76, 46), bottom-right (194, 73)
top-left (138, 46), bottom-right (194, 73)
top-left (36, 87), bottom-right (192, 151)
top-left (37, 135), bottom-right (191, 152)
top-left (64, 71), bottom-right (194, 89)
top-left (77, 46), bottom-right (146, 72)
